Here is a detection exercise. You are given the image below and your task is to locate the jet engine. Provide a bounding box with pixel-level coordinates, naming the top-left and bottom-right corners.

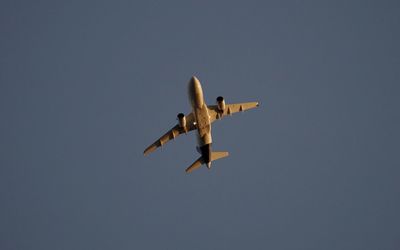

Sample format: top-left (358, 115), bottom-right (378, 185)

top-left (177, 113), bottom-right (186, 128)
top-left (216, 96), bottom-right (226, 112)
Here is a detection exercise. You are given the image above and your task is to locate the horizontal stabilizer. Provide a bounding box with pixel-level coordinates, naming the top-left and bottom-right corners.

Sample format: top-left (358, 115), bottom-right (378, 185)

top-left (185, 156), bottom-right (204, 173)
top-left (211, 151), bottom-right (229, 161)
top-left (185, 151), bottom-right (229, 173)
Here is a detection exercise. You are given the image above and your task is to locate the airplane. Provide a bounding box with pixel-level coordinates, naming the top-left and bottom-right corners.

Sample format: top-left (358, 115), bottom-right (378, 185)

top-left (143, 76), bottom-right (259, 173)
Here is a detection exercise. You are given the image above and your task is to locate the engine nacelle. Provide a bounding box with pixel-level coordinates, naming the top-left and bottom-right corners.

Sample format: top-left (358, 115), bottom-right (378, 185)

top-left (177, 113), bottom-right (186, 128)
top-left (216, 96), bottom-right (226, 111)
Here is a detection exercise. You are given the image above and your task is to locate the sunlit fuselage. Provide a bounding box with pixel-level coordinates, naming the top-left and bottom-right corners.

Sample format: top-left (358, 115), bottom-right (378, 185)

top-left (188, 76), bottom-right (212, 167)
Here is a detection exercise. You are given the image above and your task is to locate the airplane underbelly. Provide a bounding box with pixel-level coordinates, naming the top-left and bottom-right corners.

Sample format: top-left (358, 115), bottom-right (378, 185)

top-left (195, 105), bottom-right (212, 146)
top-left (196, 132), bottom-right (212, 146)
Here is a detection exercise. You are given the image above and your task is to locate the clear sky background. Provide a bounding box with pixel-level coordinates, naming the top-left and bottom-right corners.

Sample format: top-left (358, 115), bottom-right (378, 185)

top-left (1, 1), bottom-right (399, 249)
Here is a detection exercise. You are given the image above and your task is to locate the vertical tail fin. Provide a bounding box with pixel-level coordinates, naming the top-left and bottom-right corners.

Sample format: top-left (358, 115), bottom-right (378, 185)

top-left (185, 151), bottom-right (229, 173)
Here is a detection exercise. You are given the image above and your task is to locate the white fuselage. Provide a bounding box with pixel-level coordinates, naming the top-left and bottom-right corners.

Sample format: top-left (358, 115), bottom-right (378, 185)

top-left (188, 76), bottom-right (212, 147)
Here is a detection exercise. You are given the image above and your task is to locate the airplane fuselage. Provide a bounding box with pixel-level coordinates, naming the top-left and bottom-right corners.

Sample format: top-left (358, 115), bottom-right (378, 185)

top-left (188, 76), bottom-right (212, 166)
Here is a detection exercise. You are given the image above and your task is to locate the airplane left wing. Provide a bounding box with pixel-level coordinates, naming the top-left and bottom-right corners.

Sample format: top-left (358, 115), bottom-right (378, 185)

top-left (208, 102), bottom-right (259, 123)
top-left (143, 113), bottom-right (196, 156)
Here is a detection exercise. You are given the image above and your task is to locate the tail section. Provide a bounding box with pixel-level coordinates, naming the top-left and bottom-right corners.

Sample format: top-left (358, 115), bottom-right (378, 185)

top-left (185, 151), bottom-right (229, 173)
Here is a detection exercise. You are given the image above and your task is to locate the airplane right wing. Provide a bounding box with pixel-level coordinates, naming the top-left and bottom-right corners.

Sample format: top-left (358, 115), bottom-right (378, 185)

top-left (208, 102), bottom-right (259, 123)
top-left (143, 112), bottom-right (196, 156)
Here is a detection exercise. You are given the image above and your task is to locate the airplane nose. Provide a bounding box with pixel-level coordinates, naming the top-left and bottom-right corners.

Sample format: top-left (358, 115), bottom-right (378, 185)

top-left (188, 76), bottom-right (200, 94)
top-left (188, 75), bottom-right (204, 108)
top-left (189, 76), bottom-right (200, 86)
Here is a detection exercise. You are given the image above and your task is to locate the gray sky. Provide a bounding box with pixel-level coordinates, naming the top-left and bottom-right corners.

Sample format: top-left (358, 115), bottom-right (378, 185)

top-left (1, 1), bottom-right (399, 249)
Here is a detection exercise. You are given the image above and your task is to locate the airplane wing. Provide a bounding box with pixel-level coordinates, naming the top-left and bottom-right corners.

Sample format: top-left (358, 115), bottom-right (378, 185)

top-left (143, 112), bottom-right (196, 156)
top-left (208, 102), bottom-right (259, 123)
